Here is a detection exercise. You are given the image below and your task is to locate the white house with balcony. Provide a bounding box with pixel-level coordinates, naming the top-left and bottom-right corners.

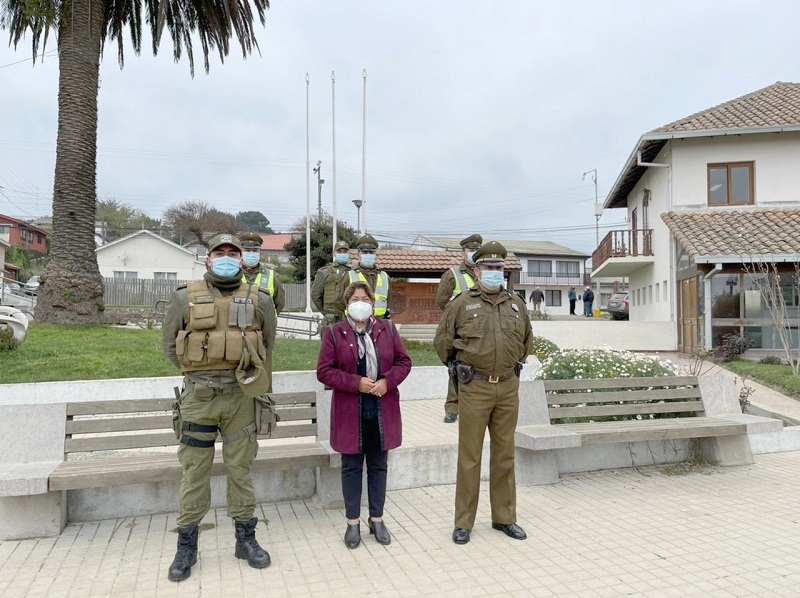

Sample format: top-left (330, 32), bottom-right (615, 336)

top-left (594, 81), bottom-right (800, 354)
top-left (412, 236), bottom-right (588, 315)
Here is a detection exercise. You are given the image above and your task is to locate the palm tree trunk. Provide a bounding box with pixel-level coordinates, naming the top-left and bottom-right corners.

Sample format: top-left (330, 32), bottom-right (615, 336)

top-left (35, 0), bottom-right (105, 324)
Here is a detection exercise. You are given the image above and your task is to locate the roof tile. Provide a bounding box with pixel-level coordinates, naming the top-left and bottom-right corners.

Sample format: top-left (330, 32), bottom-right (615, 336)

top-left (351, 249), bottom-right (522, 272)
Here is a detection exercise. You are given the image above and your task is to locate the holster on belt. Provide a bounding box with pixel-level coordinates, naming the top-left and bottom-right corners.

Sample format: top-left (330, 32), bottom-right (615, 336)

top-left (254, 394), bottom-right (280, 436)
top-left (456, 363), bottom-right (474, 384)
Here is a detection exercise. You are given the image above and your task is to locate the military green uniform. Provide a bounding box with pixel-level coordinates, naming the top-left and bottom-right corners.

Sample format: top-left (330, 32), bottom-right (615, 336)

top-left (311, 240), bottom-right (353, 332)
top-left (434, 242), bottom-right (532, 532)
top-left (436, 234), bottom-right (482, 421)
top-left (163, 277), bottom-right (277, 527)
top-left (333, 235), bottom-right (392, 318)
top-left (242, 267), bottom-right (285, 315)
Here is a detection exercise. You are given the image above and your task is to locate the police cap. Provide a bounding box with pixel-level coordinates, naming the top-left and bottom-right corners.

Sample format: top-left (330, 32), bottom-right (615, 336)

top-left (472, 241), bottom-right (506, 266)
top-left (333, 240), bottom-right (350, 251)
top-left (459, 234), bottom-right (483, 249)
top-left (207, 233), bottom-right (243, 253)
top-left (356, 234), bottom-right (379, 250)
top-left (239, 231), bottom-right (263, 249)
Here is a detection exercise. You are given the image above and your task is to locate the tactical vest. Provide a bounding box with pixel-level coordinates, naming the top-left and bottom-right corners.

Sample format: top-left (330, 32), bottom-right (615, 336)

top-left (174, 280), bottom-right (266, 373)
top-left (451, 266), bottom-right (476, 298)
top-left (323, 263), bottom-right (347, 312)
top-left (348, 270), bottom-right (389, 317)
top-left (242, 269), bottom-right (275, 296)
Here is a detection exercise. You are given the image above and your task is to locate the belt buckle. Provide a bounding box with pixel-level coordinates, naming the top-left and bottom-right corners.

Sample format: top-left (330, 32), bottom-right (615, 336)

top-left (488, 375), bottom-right (499, 384)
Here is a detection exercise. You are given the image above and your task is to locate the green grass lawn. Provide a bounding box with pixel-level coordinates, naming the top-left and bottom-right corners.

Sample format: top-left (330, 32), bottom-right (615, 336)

top-left (722, 358), bottom-right (800, 400)
top-left (0, 324), bottom-right (443, 384)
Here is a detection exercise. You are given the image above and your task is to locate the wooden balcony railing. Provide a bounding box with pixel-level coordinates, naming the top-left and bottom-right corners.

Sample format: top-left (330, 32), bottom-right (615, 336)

top-left (592, 229), bottom-right (654, 271)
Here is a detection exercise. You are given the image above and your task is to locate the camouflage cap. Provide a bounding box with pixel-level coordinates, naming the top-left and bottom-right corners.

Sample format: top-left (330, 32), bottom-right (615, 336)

top-left (333, 240), bottom-right (350, 251)
top-left (239, 231), bottom-right (263, 249)
top-left (472, 240), bottom-right (506, 266)
top-left (459, 234), bottom-right (483, 249)
top-left (207, 233), bottom-right (243, 253)
top-left (356, 234), bottom-right (379, 250)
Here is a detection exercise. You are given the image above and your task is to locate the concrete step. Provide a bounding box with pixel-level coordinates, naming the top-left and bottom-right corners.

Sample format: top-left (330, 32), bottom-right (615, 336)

top-left (397, 324), bottom-right (437, 342)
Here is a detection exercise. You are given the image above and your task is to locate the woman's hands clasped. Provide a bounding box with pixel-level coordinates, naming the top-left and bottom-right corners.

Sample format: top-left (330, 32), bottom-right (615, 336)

top-left (358, 377), bottom-right (388, 398)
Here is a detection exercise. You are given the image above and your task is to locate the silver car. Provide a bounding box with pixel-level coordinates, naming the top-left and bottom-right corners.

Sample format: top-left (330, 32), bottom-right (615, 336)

top-left (607, 293), bottom-right (629, 320)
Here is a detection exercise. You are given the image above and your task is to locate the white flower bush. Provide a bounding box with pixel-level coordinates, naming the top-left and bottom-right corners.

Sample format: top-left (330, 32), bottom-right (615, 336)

top-left (533, 346), bottom-right (675, 381)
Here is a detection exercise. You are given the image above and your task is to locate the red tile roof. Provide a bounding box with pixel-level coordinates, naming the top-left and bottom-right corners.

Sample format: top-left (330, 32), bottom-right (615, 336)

top-left (351, 249), bottom-right (522, 273)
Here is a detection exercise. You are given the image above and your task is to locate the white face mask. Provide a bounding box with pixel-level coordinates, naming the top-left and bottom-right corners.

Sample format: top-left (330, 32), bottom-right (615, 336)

top-left (347, 300), bottom-right (373, 322)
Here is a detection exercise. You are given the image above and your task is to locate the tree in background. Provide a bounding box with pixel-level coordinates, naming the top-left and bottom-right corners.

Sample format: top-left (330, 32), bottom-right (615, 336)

top-left (97, 198), bottom-right (160, 241)
top-left (285, 213), bottom-right (359, 282)
top-left (1, 0), bottom-right (270, 324)
top-left (162, 201), bottom-right (238, 246)
top-left (236, 211), bottom-right (274, 234)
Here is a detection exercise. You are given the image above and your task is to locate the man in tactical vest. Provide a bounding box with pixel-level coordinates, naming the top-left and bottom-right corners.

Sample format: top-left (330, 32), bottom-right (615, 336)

top-left (435, 234), bottom-right (482, 424)
top-left (239, 231), bottom-right (286, 315)
top-left (162, 234), bottom-right (277, 582)
top-left (334, 234), bottom-right (391, 318)
top-left (434, 241), bottom-right (532, 546)
top-left (311, 239), bottom-right (352, 331)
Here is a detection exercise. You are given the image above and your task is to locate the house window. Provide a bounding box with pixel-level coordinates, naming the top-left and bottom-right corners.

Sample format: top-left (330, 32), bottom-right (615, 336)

top-left (113, 271), bottom-right (138, 281)
top-left (37, 234), bottom-right (43, 244)
top-left (154, 272), bottom-right (178, 282)
top-left (555, 261), bottom-right (580, 280)
top-left (655, 282), bottom-right (660, 302)
top-left (527, 260), bottom-right (552, 277)
top-left (708, 162), bottom-right (754, 206)
top-left (545, 290), bottom-right (561, 307)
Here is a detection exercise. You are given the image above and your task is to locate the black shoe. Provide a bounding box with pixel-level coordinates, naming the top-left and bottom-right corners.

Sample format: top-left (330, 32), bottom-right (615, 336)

top-left (344, 523), bottom-right (361, 549)
top-left (234, 518), bottom-right (271, 569)
top-left (452, 527), bottom-right (470, 545)
top-left (443, 413), bottom-right (457, 423)
top-left (492, 522), bottom-right (527, 540)
top-left (368, 518), bottom-right (391, 545)
top-left (168, 525), bottom-right (199, 582)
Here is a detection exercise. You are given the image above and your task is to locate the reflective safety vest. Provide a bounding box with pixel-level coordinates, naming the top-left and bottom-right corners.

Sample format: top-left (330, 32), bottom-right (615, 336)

top-left (451, 267), bottom-right (476, 298)
top-left (348, 270), bottom-right (389, 317)
top-left (242, 270), bottom-right (275, 297)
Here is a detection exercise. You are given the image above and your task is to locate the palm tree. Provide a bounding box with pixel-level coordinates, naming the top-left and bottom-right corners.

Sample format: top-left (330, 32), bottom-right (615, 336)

top-left (1, 0), bottom-right (269, 323)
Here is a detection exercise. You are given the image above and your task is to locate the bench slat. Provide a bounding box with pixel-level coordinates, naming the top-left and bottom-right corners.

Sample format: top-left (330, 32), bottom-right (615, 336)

top-left (549, 400), bottom-right (704, 419)
top-left (543, 376), bottom-right (699, 391)
top-left (49, 443), bottom-right (330, 491)
top-left (267, 423), bottom-right (317, 439)
top-left (546, 388), bottom-right (702, 405)
top-left (274, 407), bottom-right (317, 422)
top-left (558, 417), bottom-right (746, 444)
top-left (68, 399), bottom-right (174, 416)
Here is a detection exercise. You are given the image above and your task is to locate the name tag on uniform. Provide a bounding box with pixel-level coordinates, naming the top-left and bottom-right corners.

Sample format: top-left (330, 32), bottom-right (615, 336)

top-left (194, 295), bottom-right (214, 303)
top-left (233, 297), bottom-right (253, 304)
top-left (465, 303), bottom-right (482, 311)
top-left (511, 303), bottom-right (519, 312)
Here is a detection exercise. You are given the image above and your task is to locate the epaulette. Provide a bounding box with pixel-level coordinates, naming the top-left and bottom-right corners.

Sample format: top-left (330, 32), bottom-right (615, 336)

top-left (176, 283), bottom-right (188, 291)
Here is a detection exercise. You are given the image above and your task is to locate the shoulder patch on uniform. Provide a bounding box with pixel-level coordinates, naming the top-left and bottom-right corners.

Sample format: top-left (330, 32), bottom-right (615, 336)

top-left (465, 303), bottom-right (482, 311)
top-left (193, 295), bottom-right (214, 303)
top-left (510, 303), bottom-right (520, 312)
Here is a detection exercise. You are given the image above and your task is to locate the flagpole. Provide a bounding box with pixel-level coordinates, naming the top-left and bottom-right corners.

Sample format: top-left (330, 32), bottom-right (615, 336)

top-left (361, 69), bottom-right (367, 235)
top-left (331, 71), bottom-right (338, 246)
top-left (305, 73), bottom-right (312, 313)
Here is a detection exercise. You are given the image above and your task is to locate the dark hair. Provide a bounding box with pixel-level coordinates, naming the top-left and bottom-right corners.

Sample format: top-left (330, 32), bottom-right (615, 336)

top-left (343, 281), bottom-right (374, 304)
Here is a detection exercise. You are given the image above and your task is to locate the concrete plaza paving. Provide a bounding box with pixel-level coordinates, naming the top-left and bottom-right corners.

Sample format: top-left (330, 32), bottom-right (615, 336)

top-left (2, 449), bottom-right (800, 597)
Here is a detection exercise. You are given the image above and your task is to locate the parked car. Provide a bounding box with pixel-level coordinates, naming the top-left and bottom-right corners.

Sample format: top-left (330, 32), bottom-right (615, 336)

top-left (23, 276), bottom-right (40, 296)
top-left (607, 292), bottom-right (629, 320)
top-left (2, 282), bottom-right (21, 295)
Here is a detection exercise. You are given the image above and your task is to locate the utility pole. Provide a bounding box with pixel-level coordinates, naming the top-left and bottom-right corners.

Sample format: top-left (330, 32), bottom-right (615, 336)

top-left (582, 168), bottom-right (601, 316)
top-left (313, 161), bottom-right (324, 222)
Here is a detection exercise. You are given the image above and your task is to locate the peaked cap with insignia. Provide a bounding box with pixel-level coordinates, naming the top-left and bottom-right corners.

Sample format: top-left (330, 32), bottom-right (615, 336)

top-left (472, 241), bottom-right (506, 266)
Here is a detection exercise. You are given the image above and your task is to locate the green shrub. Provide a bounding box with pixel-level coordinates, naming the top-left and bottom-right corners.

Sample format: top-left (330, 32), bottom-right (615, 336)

top-left (0, 326), bottom-right (19, 352)
top-left (531, 336), bottom-right (559, 360)
top-left (716, 333), bottom-right (752, 362)
top-left (758, 355), bottom-right (783, 365)
top-left (534, 346), bottom-right (675, 380)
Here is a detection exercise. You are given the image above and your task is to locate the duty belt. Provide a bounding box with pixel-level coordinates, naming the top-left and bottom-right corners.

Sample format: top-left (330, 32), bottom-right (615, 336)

top-left (472, 370), bottom-right (516, 384)
top-left (184, 371), bottom-right (238, 389)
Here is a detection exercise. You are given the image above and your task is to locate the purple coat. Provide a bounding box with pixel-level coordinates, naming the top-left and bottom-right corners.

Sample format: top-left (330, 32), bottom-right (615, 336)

top-left (316, 318), bottom-right (412, 455)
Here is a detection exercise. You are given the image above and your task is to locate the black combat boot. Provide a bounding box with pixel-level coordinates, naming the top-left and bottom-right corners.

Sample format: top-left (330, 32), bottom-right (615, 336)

top-left (234, 518), bottom-right (271, 569)
top-left (168, 525), bottom-right (199, 582)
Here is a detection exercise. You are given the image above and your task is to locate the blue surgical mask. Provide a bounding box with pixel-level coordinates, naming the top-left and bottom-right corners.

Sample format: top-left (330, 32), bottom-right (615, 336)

top-left (480, 271), bottom-right (504, 290)
top-left (334, 253), bottom-right (349, 265)
top-left (242, 252), bottom-right (261, 268)
top-left (210, 256), bottom-right (241, 278)
top-left (466, 251), bottom-right (476, 265)
top-left (360, 254), bottom-right (376, 268)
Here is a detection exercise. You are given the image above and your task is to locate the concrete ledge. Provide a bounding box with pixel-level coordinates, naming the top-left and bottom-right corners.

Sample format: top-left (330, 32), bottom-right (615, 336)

top-left (515, 425), bottom-right (581, 451)
top-left (722, 413), bottom-right (784, 435)
top-left (750, 426), bottom-right (800, 454)
top-left (0, 462), bottom-right (61, 496)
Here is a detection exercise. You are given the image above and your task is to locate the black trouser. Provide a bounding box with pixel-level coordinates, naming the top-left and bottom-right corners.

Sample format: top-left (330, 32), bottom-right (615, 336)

top-left (341, 418), bottom-right (388, 520)
top-left (569, 299), bottom-right (576, 314)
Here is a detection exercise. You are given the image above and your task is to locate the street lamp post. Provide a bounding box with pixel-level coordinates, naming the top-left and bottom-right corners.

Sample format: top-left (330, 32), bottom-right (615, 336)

top-left (313, 161), bottom-right (325, 222)
top-left (352, 199), bottom-right (363, 234)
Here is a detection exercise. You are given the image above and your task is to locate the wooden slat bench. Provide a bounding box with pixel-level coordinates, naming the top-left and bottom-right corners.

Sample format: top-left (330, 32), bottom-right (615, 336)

top-left (514, 375), bottom-right (782, 485)
top-left (49, 391), bottom-right (330, 492)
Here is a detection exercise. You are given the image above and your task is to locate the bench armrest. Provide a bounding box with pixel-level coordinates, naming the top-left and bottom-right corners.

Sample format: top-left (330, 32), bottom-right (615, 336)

top-left (318, 441), bottom-right (342, 468)
top-left (0, 462), bottom-right (63, 497)
top-left (718, 414), bottom-right (783, 435)
top-left (515, 425), bottom-right (582, 451)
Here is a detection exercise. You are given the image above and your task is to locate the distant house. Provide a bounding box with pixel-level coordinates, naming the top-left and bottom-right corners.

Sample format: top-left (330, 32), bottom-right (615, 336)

top-left (0, 214), bottom-right (48, 255)
top-left (412, 236), bottom-right (589, 315)
top-left (0, 237), bottom-right (10, 281)
top-left (96, 230), bottom-right (205, 281)
top-left (259, 233), bottom-right (294, 265)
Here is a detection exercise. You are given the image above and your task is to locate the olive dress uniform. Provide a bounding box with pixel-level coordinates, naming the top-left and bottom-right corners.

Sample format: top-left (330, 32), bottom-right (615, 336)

top-left (434, 241), bottom-right (532, 542)
top-left (436, 234), bottom-right (482, 423)
top-left (333, 235), bottom-right (392, 318)
top-left (311, 240), bottom-right (352, 330)
top-left (239, 231), bottom-right (286, 315)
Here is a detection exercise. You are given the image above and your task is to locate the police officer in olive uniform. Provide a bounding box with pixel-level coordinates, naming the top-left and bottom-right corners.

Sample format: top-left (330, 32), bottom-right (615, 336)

top-left (239, 231), bottom-right (286, 315)
top-left (434, 241), bottom-right (532, 546)
top-left (334, 234), bottom-right (391, 318)
top-left (311, 240), bottom-right (352, 332)
top-left (436, 234), bottom-right (482, 424)
top-left (162, 234), bottom-right (277, 581)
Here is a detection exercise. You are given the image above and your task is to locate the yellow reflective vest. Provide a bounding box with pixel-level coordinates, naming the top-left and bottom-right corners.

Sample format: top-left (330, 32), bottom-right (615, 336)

top-left (348, 270), bottom-right (389, 317)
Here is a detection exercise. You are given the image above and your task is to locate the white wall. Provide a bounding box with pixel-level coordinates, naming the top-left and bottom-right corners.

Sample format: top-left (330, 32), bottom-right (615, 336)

top-left (97, 236), bottom-right (198, 280)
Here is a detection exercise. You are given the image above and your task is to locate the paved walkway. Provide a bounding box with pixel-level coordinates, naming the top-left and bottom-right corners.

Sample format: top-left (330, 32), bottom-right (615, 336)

top-left (2, 451), bottom-right (800, 597)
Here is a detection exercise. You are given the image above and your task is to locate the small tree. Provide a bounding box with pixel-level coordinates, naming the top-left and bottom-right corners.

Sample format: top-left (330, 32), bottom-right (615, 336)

top-left (162, 201), bottom-right (238, 246)
top-left (236, 211), bottom-right (274, 234)
top-left (285, 213), bottom-right (359, 282)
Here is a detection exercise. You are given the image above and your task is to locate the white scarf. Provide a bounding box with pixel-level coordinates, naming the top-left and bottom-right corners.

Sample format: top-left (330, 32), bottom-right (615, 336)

top-left (348, 317), bottom-right (378, 381)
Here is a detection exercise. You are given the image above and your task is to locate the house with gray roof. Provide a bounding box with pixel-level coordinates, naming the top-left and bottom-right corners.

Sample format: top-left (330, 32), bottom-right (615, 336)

top-left (595, 81), bottom-right (800, 354)
top-left (412, 235), bottom-right (589, 315)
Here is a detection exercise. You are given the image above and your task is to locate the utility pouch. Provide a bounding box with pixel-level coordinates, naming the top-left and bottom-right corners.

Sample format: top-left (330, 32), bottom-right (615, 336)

top-left (456, 363), bottom-right (474, 385)
top-left (514, 362), bottom-right (524, 377)
top-left (254, 395), bottom-right (281, 436)
top-left (189, 302), bottom-right (217, 330)
top-left (193, 382), bottom-right (215, 401)
top-left (447, 359), bottom-right (457, 379)
top-left (236, 334), bottom-right (271, 398)
top-left (172, 386), bottom-right (183, 440)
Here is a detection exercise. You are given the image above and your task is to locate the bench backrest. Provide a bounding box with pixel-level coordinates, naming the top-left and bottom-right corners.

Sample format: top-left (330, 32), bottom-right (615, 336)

top-left (64, 391), bottom-right (318, 454)
top-left (543, 376), bottom-right (702, 424)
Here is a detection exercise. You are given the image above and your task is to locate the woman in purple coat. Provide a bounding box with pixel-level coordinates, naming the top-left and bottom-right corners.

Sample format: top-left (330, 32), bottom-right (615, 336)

top-left (317, 281), bottom-right (412, 549)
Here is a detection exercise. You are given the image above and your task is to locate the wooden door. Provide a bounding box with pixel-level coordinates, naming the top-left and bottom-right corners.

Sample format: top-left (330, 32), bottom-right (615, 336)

top-left (679, 276), bottom-right (700, 354)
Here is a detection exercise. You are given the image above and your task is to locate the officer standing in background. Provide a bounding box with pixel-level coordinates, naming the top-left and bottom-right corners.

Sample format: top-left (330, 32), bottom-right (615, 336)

top-left (239, 231), bottom-right (286, 315)
top-left (334, 234), bottom-right (391, 318)
top-left (435, 234), bottom-right (482, 424)
top-left (434, 241), bottom-right (532, 546)
top-left (311, 240), bottom-right (352, 331)
top-left (162, 234), bottom-right (277, 581)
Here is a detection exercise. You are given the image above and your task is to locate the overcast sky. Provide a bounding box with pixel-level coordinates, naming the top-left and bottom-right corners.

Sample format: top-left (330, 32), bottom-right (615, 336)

top-left (1, 0), bottom-right (798, 255)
